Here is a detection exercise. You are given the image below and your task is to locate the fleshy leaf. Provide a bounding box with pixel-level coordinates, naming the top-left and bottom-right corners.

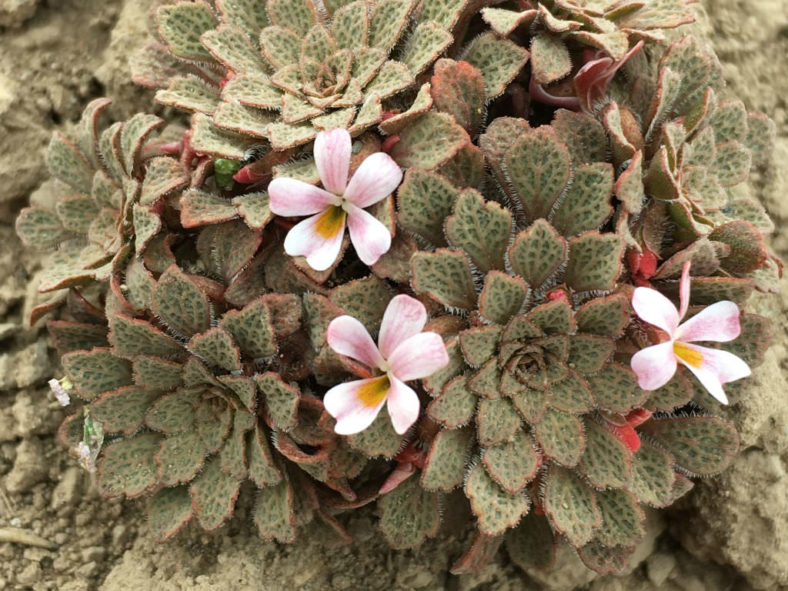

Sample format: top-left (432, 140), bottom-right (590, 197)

top-left (62, 349), bottom-right (133, 401)
top-left (577, 420), bottom-right (632, 489)
top-left (445, 190), bottom-right (511, 273)
top-left (190, 456), bottom-right (241, 530)
top-left (543, 465), bottom-right (601, 547)
top-left (397, 169), bottom-right (461, 246)
top-left (421, 426), bottom-right (474, 491)
top-left (254, 480), bottom-right (296, 543)
top-left (379, 476), bottom-right (440, 549)
top-left (109, 315), bottom-right (184, 360)
top-left (534, 407), bottom-right (585, 467)
top-left (389, 112), bottom-right (468, 169)
top-left (465, 463), bottom-right (529, 537)
top-left (565, 232), bottom-right (623, 292)
top-left (508, 220), bottom-right (568, 289)
top-left (256, 372), bottom-right (300, 431)
top-left (188, 328), bottom-right (242, 373)
top-left (98, 433), bottom-right (162, 498)
top-left (148, 486), bottom-right (193, 542)
top-left (631, 441), bottom-right (675, 507)
top-left (156, 432), bottom-right (206, 486)
top-left (411, 249), bottom-right (477, 310)
top-left (151, 265), bottom-right (211, 338)
top-left (482, 430), bottom-right (539, 494)
top-left (461, 32), bottom-right (529, 99)
top-left (477, 397), bottom-right (521, 447)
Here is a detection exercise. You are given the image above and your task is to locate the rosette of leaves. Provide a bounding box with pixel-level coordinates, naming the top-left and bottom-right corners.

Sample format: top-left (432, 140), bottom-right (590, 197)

top-left (15, 99), bottom-right (189, 306)
top-left (53, 209), bottom-right (415, 543)
top-left (600, 35), bottom-right (780, 293)
top-left (133, 0), bottom-right (522, 155)
top-left (387, 115), bottom-right (749, 574)
top-left (482, 0), bottom-right (694, 87)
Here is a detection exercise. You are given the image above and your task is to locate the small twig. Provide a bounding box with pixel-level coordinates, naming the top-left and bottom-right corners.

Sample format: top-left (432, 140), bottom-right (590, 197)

top-left (0, 527), bottom-right (58, 550)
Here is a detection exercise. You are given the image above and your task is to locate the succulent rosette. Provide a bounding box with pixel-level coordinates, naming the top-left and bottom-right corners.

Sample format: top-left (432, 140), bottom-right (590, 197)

top-left (16, 0), bottom-right (780, 580)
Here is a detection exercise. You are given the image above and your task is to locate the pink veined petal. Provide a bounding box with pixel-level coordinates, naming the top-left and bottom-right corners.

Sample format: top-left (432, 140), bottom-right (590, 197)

top-left (268, 177), bottom-right (337, 217)
top-left (345, 203), bottom-right (392, 266)
top-left (283, 209), bottom-right (346, 271)
top-left (674, 342), bottom-right (751, 405)
top-left (675, 301), bottom-right (742, 343)
top-left (678, 260), bottom-right (692, 320)
top-left (314, 128), bottom-right (352, 195)
top-left (388, 332), bottom-right (450, 382)
top-left (323, 377), bottom-right (389, 435)
top-left (386, 376), bottom-right (421, 435)
top-left (630, 341), bottom-right (677, 391)
top-left (378, 294), bottom-right (428, 359)
top-left (343, 152), bottom-right (403, 208)
top-left (327, 315), bottom-right (385, 369)
top-left (632, 287), bottom-right (680, 336)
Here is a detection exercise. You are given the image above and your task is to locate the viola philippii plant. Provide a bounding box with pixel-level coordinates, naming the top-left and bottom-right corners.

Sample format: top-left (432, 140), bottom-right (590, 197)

top-left (16, 0), bottom-right (779, 578)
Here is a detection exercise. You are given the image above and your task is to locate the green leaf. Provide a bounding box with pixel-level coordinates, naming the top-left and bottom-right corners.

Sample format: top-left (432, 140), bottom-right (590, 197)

top-left (47, 321), bottom-right (108, 354)
top-left (431, 59), bottom-right (486, 137)
top-left (151, 265), bottom-right (211, 338)
top-left (586, 364), bottom-right (648, 413)
top-left (232, 192), bottom-right (273, 230)
top-left (505, 512), bottom-right (555, 571)
top-left (575, 294), bottom-right (630, 338)
top-left (397, 169), bottom-right (461, 246)
top-left (482, 430), bottom-right (539, 494)
top-left (506, 127), bottom-right (570, 221)
top-left (638, 416), bottom-right (739, 476)
top-left (191, 113), bottom-right (250, 160)
top-left (534, 407), bottom-right (585, 467)
top-left (594, 489), bottom-right (645, 548)
top-left (548, 371), bottom-right (594, 414)
top-left (631, 441), bottom-right (675, 508)
top-left (197, 398), bottom-right (233, 453)
top-left (156, 77), bottom-right (220, 115)
top-left (218, 375), bottom-right (257, 412)
top-left (190, 456), bottom-right (241, 530)
top-left (220, 298), bottom-right (277, 359)
top-left (525, 300), bottom-right (574, 335)
top-left (202, 25), bottom-right (268, 73)
top-left (567, 334), bottom-right (614, 373)
top-left (266, 0), bottom-right (316, 37)
top-left (62, 349), bottom-right (133, 401)
top-left (465, 463), bottom-right (529, 536)
top-left (148, 486), bottom-right (193, 542)
top-left (551, 163), bottom-right (614, 237)
top-left (331, 1), bottom-right (368, 49)
top-left (411, 249), bottom-right (477, 310)
top-left (146, 389), bottom-right (198, 435)
top-left (156, 431), bottom-right (206, 486)
top-left (346, 411), bottom-right (403, 459)
top-left (140, 157), bottom-right (189, 207)
top-left (530, 32), bottom-right (571, 85)
top-left (379, 476), bottom-right (440, 549)
top-left (552, 109), bottom-right (609, 167)
top-left (477, 397), bottom-right (521, 447)
top-left (543, 465), bottom-right (601, 547)
top-left (222, 74), bottom-right (283, 110)
top-left (15, 207), bottom-right (69, 248)
top-left (645, 368), bottom-right (694, 412)
top-left (508, 220), bottom-right (567, 289)
top-left (709, 220), bottom-right (767, 274)
top-left (446, 190), bottom-right (511, 272)
top-left (188, 328), bottom-right (242, 372)
top-left (368, 0), bottom-right (413, 51)
top-left (133, 356), bottom-right (183, 391)
top-left (423, 339), bottom-right (464, 396)
top-left (213, 101), bottom-right (274, 138)
top-left (565, 232), bottom-right (623, 292)
top-left (329, 276), bottom-right (391, 334)
top-left (157, 3), bottom-right (217, 62)
top-left (92, 386), bottom-right (162, 435)
top-left (421, 426), bottom-right (473, 492)
top-left (419, 0), bottom-right (467, 29)
top-left (256, 372), bottom-right (300, 431)
top-left (478, 272), bottom-right (528, 326)
top-left (98, 433), bottom-right (162, 498)
top-left (46, 132), bottom-right (92, 193)
top-left (56, 195), bottom-right (100, 235)
top-left (254, 480), bottom-right (296, 543)
top-left (460, 326), bottom-right (501, 368)
top-left (109, 315), bottom-right (183, 360)
top-left (180, 189), bottom-right (238, 228)
top-left (461, 32), bottom-right (529, 99)
top-left (427, 377), bottom-right (477, 429)
top-left (389, 112), bottom-right (468, 169)
top-left (578, 420), bottom-right (632, 489)
top-left (247, 426), bottom-right (282, 487)
top-left (198, 221), bottom-right (263, 284)
top-left (400, 21), bottom-right (453, 76)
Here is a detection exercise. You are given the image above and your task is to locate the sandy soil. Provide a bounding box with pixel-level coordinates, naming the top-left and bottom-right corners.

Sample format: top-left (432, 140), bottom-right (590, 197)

top-left (0, 1), bottom-right (785, 590)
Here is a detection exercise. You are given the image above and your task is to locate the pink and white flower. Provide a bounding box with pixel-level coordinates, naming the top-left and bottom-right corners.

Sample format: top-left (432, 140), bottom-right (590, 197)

top-left (324, 295), bottom-right (449, 435)
top-left (631, 261), bottom-right (751, 404)
top-left (268, 128), bottom-right (403, 271)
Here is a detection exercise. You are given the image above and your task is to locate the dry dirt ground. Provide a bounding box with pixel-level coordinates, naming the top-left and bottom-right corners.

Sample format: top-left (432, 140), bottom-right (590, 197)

top-left (0, 1), bottom-right (786, 590)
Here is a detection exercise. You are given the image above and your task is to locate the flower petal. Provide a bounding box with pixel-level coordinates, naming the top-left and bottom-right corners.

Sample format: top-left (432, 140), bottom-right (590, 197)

top-left (388, 332), bottom-right (449, 382)
top-left (632, 286), bottom-right (680, 336)
top-left (630, 341), bottom-right (677, 390)
top-left (284, 208), bottom-right (346, 271)
top-left (678, 260), bottom-right (691, 320)
top-left (378, 294), bottom-right (428, 359)
top-left (386, 376), bottom-right (421, 435)
top-left (314, 128), bottom-right (351, 195)
top-left (324, 376), bottom-right (390, 435)
top-left (673, 342), bottom-right (751, 405)
top-left (343, 152), bottom-right (403, 208)
top-left (345, 203), bottom-right (392, 266)
top-left (269, 177), bottom-right (337, 216)
top-left (327, 315), bottom-right (385, 369)
top-left (675, 301), bottom-right (741, 343)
